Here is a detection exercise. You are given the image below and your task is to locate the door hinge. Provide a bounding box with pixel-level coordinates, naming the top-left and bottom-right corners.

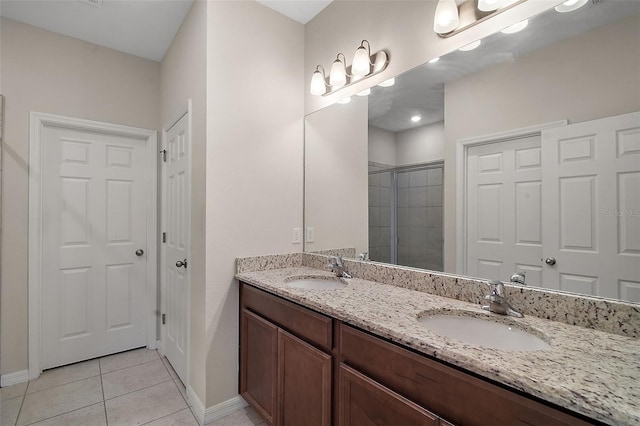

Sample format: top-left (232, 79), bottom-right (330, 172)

top-left (162, 313), bottom-right (166, 325)
top-left (160, 149), bottom-right (167, 162)
top-left (162, 232), bottom-right (167, 243)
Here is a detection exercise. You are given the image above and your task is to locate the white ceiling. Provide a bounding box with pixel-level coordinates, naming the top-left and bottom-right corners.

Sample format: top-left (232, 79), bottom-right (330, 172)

top-left (257, 0), bottom-right (332, 24)
top-left (0, 0), bottom-right (194, 62)
top-left (0, 0), bottom-right (330, 62)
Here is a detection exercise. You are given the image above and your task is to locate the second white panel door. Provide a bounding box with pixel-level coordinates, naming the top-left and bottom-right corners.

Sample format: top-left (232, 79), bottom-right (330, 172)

top-left (41, 123), bottom-right (149, 370)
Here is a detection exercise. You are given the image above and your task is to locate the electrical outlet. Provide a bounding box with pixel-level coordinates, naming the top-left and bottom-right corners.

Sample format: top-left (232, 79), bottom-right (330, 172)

top-left (306, 227), bottom-right (315, 243)
top-left (292, 228), bottom-right (302, 244)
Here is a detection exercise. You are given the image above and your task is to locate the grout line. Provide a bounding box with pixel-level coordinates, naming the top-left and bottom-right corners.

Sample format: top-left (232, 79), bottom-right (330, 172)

top-left (138, 407), bottom-right (193, 425)
top-left (99, 358), bottom-right (109, 426)
top-left (102, 377), bottom-right (174, 402)
top-left (14, 394), bottom-right (27, 426)
top-left (24, 373), bottom-right (102, 397)
top-left (20, 402), bottom-right (105, 426)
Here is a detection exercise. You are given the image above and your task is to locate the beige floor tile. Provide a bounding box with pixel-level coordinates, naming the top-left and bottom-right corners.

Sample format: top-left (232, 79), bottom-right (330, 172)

top-left (243, 406), bottom-right (264, 425)
top-left (144, 408), bottom-right (198, 426)
top-left (105, 380), bottom-right (187, 426)
top-left (0, 382), bottom-right (28, 401)
top-left (27, 359), bottom-right (100, 394)
top-left (27, 402), bottom-right (106, 426)
top-left (17, 376), bottom-right (103, 426)
top-left (99, 348), bottom-right (159, 374)
top-left (1, 396), bottom-right (23, 426)
top-left (102, 359), bottom-right (171, 400)
top-left (207, 408), bottom-right (262, 426)
top-left (161, 357), bottom-right (179, 380)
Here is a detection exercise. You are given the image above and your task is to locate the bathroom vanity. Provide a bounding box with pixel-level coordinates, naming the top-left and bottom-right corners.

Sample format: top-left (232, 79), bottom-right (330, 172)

top-left (236, 254), bottom-right (640, 426)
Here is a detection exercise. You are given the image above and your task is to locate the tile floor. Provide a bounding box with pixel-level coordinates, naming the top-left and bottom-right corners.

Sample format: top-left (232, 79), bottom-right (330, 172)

top-left (0, 348), bottom-right (264, 426)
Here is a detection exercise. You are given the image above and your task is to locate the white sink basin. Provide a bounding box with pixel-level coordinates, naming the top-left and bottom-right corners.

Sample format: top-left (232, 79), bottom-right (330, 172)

top-left (285, 276), bottom-right (347, 290)
top-left (417, 313), bottom-right (550, 351)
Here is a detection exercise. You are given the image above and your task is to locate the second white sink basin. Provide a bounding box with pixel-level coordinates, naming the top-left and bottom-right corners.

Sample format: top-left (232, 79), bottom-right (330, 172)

top-left (285, 276), bottom-right (347, 290)
top-left (418, 313), bottom-right (550, 351)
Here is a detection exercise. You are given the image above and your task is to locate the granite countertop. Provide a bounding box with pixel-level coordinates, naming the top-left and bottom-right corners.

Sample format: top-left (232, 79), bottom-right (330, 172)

top-left (236, 266), bottom-right (640, 426)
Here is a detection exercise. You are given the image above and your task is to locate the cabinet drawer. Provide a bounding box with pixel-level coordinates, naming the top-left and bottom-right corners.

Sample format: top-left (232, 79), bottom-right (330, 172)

top-left (241, 283), bottom-right (333, 351)
top-left (339, 363), bottom-right (439, 426)
top-left (339, 324), bottom-right (594, 426)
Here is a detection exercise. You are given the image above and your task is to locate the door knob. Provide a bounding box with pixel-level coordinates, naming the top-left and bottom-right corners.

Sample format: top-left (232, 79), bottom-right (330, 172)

top-left (544, 257), bottom-right (557, 266)
top-left (135, 249), bottom-right (144, 257)
top-left (176, 259), bottom-right (188, 269)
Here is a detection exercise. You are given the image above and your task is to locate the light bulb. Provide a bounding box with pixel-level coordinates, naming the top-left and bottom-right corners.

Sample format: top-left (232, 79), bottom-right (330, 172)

top-left (337, 97), bottom-right (351, 104)
top-left (501, 19), bottom-right (528, 34)
top-left (310, 69), bottom-right (327, 96)
top-left (433, 0), bottom-right (460, 34)
top-left (478, 0), bottom-right (503, 12)
top-left (555, 0), bottom-right (588, 13)
top-left (459, 40), bottom-right (481, 52)
top-left (356, 88), bottom-right (371, 97)
top-left (411, 115), bottom-right (422, 123)
top-left (378, 78), bottom-right (395, 87)
top-left (329, 56), bottom-right (347, 89)
top-left (352, 43), bottom-right (371, 77)
top-left (428, 57), bottom-right (441, 64)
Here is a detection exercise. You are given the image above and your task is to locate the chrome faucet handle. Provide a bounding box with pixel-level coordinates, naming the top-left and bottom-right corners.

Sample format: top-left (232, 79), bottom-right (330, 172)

top-left (510, 271), bottom-right (526, 285)
top-left (487, 280), bottom-right (505, 297)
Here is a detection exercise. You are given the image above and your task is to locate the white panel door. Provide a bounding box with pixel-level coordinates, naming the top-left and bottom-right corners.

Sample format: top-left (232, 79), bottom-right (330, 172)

top-left (466, 136), bottom-right (544, 285)
top-left (542, 112), bottom-right (640, 300)
top-left (41, 125), bottom-right (148, 369)
top-left (161, 112), bottom-right (190, 384)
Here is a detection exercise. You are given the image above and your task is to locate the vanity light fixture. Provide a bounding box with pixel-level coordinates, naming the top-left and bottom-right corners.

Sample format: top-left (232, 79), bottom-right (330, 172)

top-left (337, 97), bottom-right (352, 104)
top-left (411, 115), bottom-right (422, 123)
top-left (428, 57), bottom-right (441, 64)
top-left (433, 0), bottom-right (460, 34)
top-left (378, 78), bottom-right (395, 87)
top-left (329, 53), bottom-right (348, 89)
top-left (459, 40), bottom-right (482, 51)
top-left (310, 40), bottom-right (390, 98)
top-left (555, 0), bottom-right (588, 13)
top-left (310, 65), bottom-right (329, 96)
top-left (501, 19), bottom-right (528, 34)
top-left (356, 88), bottom-right (371, 97)
top-left (433, 0), bottom-right (526, 37)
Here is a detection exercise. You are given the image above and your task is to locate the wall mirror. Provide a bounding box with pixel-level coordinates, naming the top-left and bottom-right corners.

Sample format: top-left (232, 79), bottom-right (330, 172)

top-left (304, 0), bottom-right (640, 303)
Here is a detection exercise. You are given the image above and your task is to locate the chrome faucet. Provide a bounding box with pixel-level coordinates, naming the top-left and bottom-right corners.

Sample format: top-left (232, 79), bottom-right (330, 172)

top-left (510, 271), bottom-right (526, 285)
top-left (329, 256), bottom-right (352, 278)
top-left (482, 280), bottom-right (523, 318)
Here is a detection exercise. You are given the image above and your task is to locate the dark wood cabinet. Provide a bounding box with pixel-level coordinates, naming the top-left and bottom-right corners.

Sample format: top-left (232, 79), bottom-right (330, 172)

top-left (240, 283), bottom-right (333, 426)
top-left (339, 364), bottom-right (439, 426)
top-left (240, 309), bottom-right (278, 425)
top-left (279, 329), bottom-right (332, 426)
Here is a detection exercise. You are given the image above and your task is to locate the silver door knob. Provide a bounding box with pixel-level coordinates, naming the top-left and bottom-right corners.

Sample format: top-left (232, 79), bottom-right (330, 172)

top-left (176, 259), bottom-right (188, 269)
top-left (544, 257), bottom-right (557, 266)
top-left (135, 249), bottom-right (144, 257)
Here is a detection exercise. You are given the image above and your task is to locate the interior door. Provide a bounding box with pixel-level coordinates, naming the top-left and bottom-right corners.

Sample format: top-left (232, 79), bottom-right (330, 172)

top-left (161, 111), bottom-right (190, 384)
top-left (541, 111), bottom-right (640, 300)
top-left (466, 135), bottom-right (544, 285)
top-left (41, 124), bottom-right (148, 369)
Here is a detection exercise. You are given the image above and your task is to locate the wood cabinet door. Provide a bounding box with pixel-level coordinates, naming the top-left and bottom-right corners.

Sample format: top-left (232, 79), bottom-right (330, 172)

top-left (240, 310), bottom-right (278, 425)
top-left (278, 329), bottom-right (332, 426)
top-left (339, 364), bottom-right (439, 426)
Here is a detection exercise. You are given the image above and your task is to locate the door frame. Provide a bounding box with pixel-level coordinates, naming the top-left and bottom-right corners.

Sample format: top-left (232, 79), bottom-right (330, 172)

top-left (159, 100), bottom-right (191, 388)
top-left (455, 120), bottom-right (567, 276)
top-left (28, 112), bottom-right (158, 379)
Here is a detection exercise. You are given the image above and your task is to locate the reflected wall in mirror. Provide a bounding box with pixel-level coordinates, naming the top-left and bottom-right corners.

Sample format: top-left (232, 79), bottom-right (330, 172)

top-left (304, 1), bottom-right (640, 303)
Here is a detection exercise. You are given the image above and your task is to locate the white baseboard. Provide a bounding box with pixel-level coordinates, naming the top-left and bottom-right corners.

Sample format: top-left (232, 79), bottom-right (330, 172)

top-left (187, 386), bottom-right (206, 425)
top-left (186, 386), bottom-right (248, 425)
top-left (204, 395), bottom-right (248, 424)
top-left (1, 370), bottom-right (29, 387)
